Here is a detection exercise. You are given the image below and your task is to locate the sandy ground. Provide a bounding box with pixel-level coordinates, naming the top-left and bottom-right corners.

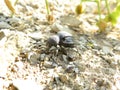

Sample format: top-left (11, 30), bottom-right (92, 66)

top-left (0, 0), bottom-right (120, 90)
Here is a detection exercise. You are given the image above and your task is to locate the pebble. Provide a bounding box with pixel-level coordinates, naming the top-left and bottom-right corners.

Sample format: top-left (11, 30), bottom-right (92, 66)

top-left (59, 74), bottom-right (68, 84)
top-left (102, 46), bottom-right (113, 54)
top-left (0, 16), bottom-right (6, 21)
top-left (6, 17), bottom-right (22, 26)
top-left (28, 31), bottom-right (43, 40)
top-left (114, 44), bottom-right (120, 52)
top-left (66, 65), bottom-right (75, 73)
top-left (44, 61), bottom-right (55, 68)
top-left (62, 55), bottom-right (68, 62)
top-left (28, 52), bottom-right (40, 64)
top-left (0, 31), bottom-right (5, 40)
top-left (55, 66), bottom-right (64, 73)
top-left (40, 54), bottom-right (46, 61)
top-left (60, 16), bottom-right (81, 27)
top-left (0, 21), bottom-right (12, 29)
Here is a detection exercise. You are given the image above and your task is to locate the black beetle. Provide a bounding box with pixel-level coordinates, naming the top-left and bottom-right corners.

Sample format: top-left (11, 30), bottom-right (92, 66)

top-left (47, 31), bottom-right (74, 48)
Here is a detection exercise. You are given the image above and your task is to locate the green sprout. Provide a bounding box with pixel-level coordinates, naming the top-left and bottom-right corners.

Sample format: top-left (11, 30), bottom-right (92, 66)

top-left (105, 2), bottom-right (120, 25)
top-left (96, 0), bottom-right (101, 21)
top-left (105, 0), bottom-right (110, 14)
top-left (45, 0), bottom-right (50, 15)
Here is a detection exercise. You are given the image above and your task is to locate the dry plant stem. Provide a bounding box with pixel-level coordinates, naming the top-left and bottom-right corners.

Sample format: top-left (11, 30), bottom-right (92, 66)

top-left (4, 0), bottom-right (15, 15)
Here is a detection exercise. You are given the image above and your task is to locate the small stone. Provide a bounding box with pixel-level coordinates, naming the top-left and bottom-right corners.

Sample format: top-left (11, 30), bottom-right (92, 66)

top-left (28, 52), bottom-right (40, 64)
top-left (114, 44), bottom-right (120, 51)
top-left (56, 66), bottom-right (64, 73)
top-left (40, 54), bottom-right (46, 61)
top-left (60, 16), bottom-right (81, 27)
top-left (0, 16), bottom-right (6, 21)
top-left (115, 77), bottom-right (120, 89)
top-left (96, 80), bottom-right (104, 87)
top-left (62, 55), bottom-right (67, 62)
top-left (44, 56), bottom-right (49, 61)
top-left (44, 61), bottom-right (55, 68)
top-left (59, 74), bottom-right (68, 84)
top-left (28, 31), bottom-right (43, 40)
top-left (0, 31), bottom-right (5, 40)
top-left (6, 17), bottom-right (22, 27)
top-left (0, 21), bottom-right (12, 29)
top-left (8, 83), bottom-right (18, 90)
top-left (102, 46), bottom-right (112, 54)
top-left (51, 22), bottom-right (61, 32)
top-left (66, 65), bottom-right (75, 73)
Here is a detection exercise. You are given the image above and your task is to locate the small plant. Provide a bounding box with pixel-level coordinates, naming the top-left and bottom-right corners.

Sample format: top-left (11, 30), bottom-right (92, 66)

top-left (98, 1), bottom-right (120, 32)
top-left (4, 0), bottom-right (120, 29)
top-left (75, 0), bottom-right (120, 32)
top-left (105, 3), bottom-right (120, 26)
top-left (45, 0), bottom-right (54, 23)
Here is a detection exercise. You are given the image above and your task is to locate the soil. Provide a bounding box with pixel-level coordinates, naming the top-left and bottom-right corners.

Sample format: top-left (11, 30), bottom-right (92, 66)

top-left (0, 0), bottom-right (120, 90)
